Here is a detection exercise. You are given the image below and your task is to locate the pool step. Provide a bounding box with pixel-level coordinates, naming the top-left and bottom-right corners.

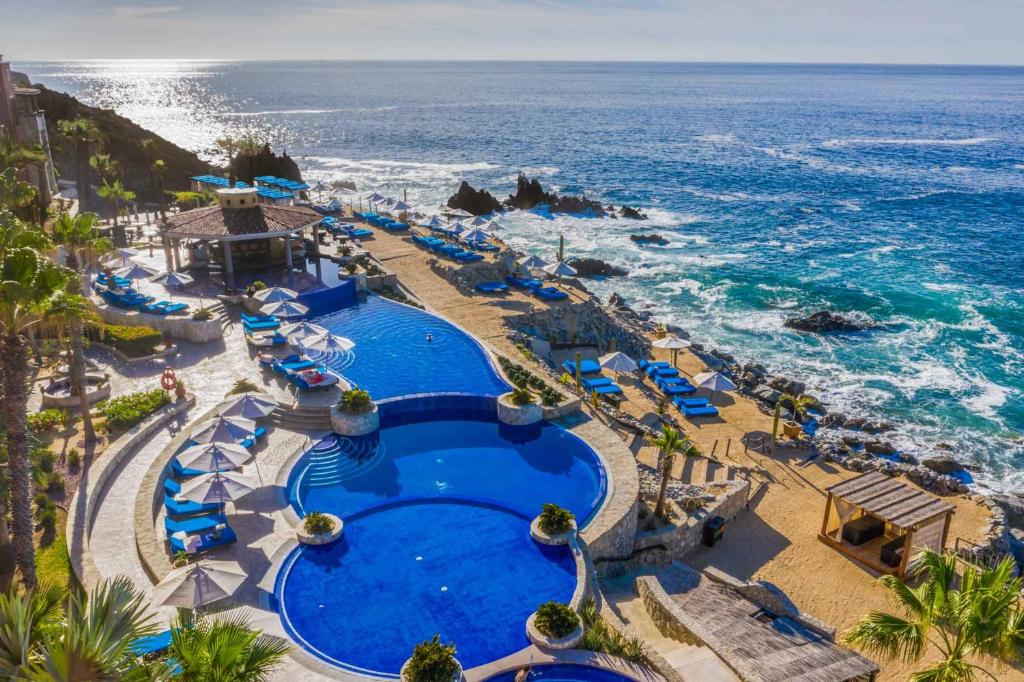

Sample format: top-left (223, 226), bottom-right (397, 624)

top-left (298, 438), bottom-right (386, 486)
top-left (268, 405), bottom-right (333, 430)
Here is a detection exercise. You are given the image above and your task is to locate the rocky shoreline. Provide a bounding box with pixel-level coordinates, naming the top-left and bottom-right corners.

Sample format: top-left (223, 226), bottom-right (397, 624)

top-left (446, 175), bottom-right (650, 219)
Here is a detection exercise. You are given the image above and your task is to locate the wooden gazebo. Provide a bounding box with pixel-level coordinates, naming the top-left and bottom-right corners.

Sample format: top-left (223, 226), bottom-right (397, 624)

top-left (820, 471), bottom-right (954, 578)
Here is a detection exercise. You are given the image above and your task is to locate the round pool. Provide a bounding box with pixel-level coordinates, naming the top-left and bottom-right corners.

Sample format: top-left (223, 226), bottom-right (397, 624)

top-left (485, 664), bottom-right (639, 682)
top-left (289, 413), bottom-right (607, 525)
top-left (276, 499), bottom-right (576, 675)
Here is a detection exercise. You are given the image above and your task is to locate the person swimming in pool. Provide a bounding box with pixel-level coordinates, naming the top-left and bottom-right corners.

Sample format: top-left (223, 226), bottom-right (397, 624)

top-left (426, 333), bottom-right (433, 343)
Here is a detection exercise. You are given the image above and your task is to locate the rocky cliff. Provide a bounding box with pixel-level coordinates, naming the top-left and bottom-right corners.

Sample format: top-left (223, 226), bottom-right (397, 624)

top-left (505, 174), bottom-right (608, 216)
top-left (228, 144), bottom-right (303, 185)
top-left (447, 181), bottom-right (502, 215)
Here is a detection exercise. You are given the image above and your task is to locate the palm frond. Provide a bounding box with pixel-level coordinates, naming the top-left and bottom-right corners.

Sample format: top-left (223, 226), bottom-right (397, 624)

top-left (844, 610), bottom-right (928, 663)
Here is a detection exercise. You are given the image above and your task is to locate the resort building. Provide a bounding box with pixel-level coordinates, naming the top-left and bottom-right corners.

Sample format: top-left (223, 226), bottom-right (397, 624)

top-left (0, 55), bottom-right (57, 205)
top-left (163, 187), bottom-right (323, 289)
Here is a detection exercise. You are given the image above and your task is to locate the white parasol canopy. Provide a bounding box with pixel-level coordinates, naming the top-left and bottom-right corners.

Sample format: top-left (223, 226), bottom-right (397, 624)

top-left (694, 371), bottom-right (737, 393)
top-left (424, 215), bottom-right (446, 229)
top-left (517, 254), bottom-right (549, 269)
top-left (392, 200), bottom-right (412, 213)
top-left (469, 215), bottom-right (491, 226)
top-left (652, 335), bottom-right (691, 367)
top-left (279, 321), bottom-right (328, 345)
top-left (462, 227), bottom-right (492, 243)
top-left (151, 270), bottom-right (194, 287)
top-left (299, 331), bottom-right (355, 354)
top-left (252, 286), bottom-right (298, 303)
top-left (188, 415), bottom-right (257, 446)
top-left (260, 300), bottom-right (309, 318)
top-left (542, 261), bottom-right (577, 278)
top-left (115, 261), bottom-right (157, 280)
top-left (444, 207), bottom-right (473, 219)
top-left (218, 393), bottom-right (277, 420)
top-left (176, 440), bottom-right (252, 471)
top-left (599, 351), bottom-right (639, 374)
top-left (153, 560), bottom-right (247, 609)
top-left (176, 470), bottom-right (258, 505)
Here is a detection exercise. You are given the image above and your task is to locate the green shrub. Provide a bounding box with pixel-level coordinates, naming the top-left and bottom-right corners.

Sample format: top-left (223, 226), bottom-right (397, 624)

top-left (46, 471), bottom-right (65, 494)
top-left (338, 388), bottom-right (372, 413)
top-left (28, 409), bottom-right (65, 434)
top-left (538, 503), bottom-right (575, 534)
top-left (405, 635), bottom-right (458, 682)
top-left (540, 387), bottom-right (562, 406)
top-left (578, 598), bottom-right (646, 663)
top-left (37, 451), bottom-right (55, 474)
top-left (508, 388), bottom-right (535, 406)
top-left (191, 307), bottom-right (213, 321)
top-left (67, 449), bottom-right (80, 468)
top-left (534, 601), bottom-right (580, 639)
top-left (303, 512), bottom-right (335, 536)
top-left (36, 506), bottom-right (56, 534)
top-left (34, 492), bottom-right (51, 513)
top-left (99, 388), bottom-right (171, 431)
top-left (97, 324), bottom-right (162, 358)
top-left (251, 280), bottom-right (267, 291)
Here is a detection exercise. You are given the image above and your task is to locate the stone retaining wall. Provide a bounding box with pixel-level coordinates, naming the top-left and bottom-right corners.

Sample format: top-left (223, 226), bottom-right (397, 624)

top-left (66, 393), bottom-right (195, 590)
top-left (93, 298), bottom-right (223, 343)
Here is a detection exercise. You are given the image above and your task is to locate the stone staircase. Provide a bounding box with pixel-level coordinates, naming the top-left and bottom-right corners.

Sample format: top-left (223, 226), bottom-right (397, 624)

top-left (268, 404), bottom-right (333, 431)
top-left (679, 455), bottom-right (740, 486)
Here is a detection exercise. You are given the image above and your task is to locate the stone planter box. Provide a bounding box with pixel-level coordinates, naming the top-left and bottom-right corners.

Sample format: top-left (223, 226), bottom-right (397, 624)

top-left (783, 421), bottom-right (803, 439)
top-left (497, 393), bottom-right (543, 426)
top-left (526, 612), bottom-right (584, 650)
top-left (530, 516), bottom-right (577, 546)
top-left (297, 513), bottom-right (344, 545)
top-left (40, 373), bottom-right (111, 409)
top-left (330, 402), bottom-right (379, 437)
top-left (400, 657), bottom-right (463, 682)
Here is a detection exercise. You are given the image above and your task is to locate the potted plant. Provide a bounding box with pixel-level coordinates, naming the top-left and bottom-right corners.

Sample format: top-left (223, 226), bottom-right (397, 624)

top-left (174, 379), bottom-right (187, 400)
top-left (497, 387), bottom-right (543, 426)
top-left (531, 503), bottom-right (577, 545)
top-left (401, 635), bottom-right (462, 682)
top-left (527, 601), bottom-right (584, 649)
top-left (298, 510), bottom-right (343, 545)
top-left (330, 388), bottom-right (379, 436)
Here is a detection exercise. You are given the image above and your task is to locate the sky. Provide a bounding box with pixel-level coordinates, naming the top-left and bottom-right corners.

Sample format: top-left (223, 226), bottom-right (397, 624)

top-left (4, 0), bottom-right (1024, 64)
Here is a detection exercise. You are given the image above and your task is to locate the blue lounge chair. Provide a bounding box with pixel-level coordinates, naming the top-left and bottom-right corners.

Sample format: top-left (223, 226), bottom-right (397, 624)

top-left (171, 459), bottom-right (206, 477)
top-left (165, 494), bottom-right (220, 518)
top-left (563, 359), bottom-right (602, 375)
top-left (454, 251), bottom-right (484, 262)
top-left (582, 376), bottom-right (614, 389)
top-left (674, 396), bottom-right (709, 408)
top-left (506, 275), bottom-right (542, 290)
top-left (243, 319), bottom-right (280, 332)
top-left (639, 359), bottom-right (670, 370)
top-left (386, 222), bottom-right (410, 230)
top-left (475, 281), bottom-right (508, 294)
top-left (168, 527), bottom-right (237, 555)
top-left (272, 355), bottom-right (317, 375)
top-left (240, 425), bottom-right (267, 449)
top-left (241, 313), bottom-right (278, 325)
top-left (647, 366), bottom-right (680, 378)
top-left (662, 383), bottom-right (697, 395)
top-left (589, 383), bottom-right (623, 395)
top-left (535, 287), bottom-right (569, 301)
top-left (129, 630), bottom-right (174, 657)
top-left (682, 405), bottom-right (719, 418)
top-left (164, 513), bottom-right (228, 536)
top-left (349, 228), bottom-right (373, 238)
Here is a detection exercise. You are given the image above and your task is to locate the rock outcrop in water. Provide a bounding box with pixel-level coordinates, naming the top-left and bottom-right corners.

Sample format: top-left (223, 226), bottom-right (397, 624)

top-left (619, 205), bottom-right (648, 220)
top-left (630, 233), bottom-right (668, 245)
top-left (566, 257), bottom-right (628, 278)
top-left (229, 144), bottom-right (303, 186)
top-left (505, 174), bottom-right (607, 216)
top-left (447, 181), bottom-right (502, 216)
top-left (784, 310), bottom-right (869, 334)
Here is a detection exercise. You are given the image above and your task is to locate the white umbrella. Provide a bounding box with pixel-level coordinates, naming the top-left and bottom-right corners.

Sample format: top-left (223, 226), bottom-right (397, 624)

top-left (485, 218), bottom-right (507, 231)
top-left (153, 560), bottom-right (247, 609)
top-left (652, 335), bottom-right (691, 367)
top-left (188, 416), bottom-right (257, 446)
top-left (469, 215), bottom-right (491, 226)
top-left (219, 394), bottom-right (277, 420)
top-left (367, 192), bottom-right (386, 204)
top-left (392, 200), bottom-right (412, 213)
top-left (309, 180), bottom-right (330, 200)
top-left (299, 331), bottom-right (355, 354)
top-left (115, 261), bottom-right (157, 280)
top-left (176, 470), bottom-right (258, 505)
top-left (116, 247), bottom-right (139, 265)
top-left (252, 286), bottom-right (298, 303)
top-left (279, 320), bottom-right (328, 345)
top-left (448, 221), bottom-right (467, 236)
top-left (176, 440), bottom-right (252, 471)
top-left (424, 215), bottom-right (446, 229)
top-left (462, 227), bottom-right (492, 243)
top-left (517, 254), bottom-right (549, 270)
top-left (599, 351), bottom-right (639, 375)
top-left (260, 300), bottom-right (309, 318)
top-left (694, 371), bottom-right (737, 405)
top-left (444, 207), bottom-right (473, 219)
top-left (151, 270), bottom-right (194, 287)
top-left (542, 261), bottom-right (577, 278)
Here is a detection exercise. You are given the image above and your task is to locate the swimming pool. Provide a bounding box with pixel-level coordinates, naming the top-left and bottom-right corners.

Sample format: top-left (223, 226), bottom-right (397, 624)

top-left (306, 295), bottom-right (509, 400)
top-left (276, 499), bottom-right (577, 675)
top-left (288, 406), bottom-right (607, 525)
top-left (484, 664), bottom-right (639, 682)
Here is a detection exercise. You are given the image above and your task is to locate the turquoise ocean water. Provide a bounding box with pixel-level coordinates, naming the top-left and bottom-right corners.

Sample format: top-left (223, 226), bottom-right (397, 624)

top-left (18, 60), bottom-right (1024, 489)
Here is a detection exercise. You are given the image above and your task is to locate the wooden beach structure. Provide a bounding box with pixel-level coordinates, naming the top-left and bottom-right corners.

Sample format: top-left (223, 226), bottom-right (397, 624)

top-left (819, 471), bottom-right (954, 578)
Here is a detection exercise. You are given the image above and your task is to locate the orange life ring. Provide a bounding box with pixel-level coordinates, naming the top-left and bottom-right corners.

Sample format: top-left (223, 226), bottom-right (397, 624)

top-left (160, 367), bottom-right (177, 391)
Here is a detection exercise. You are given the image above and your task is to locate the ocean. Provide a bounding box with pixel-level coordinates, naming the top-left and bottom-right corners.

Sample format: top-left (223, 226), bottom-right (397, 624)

top-left (17, 60), bottom-right (1024, 490)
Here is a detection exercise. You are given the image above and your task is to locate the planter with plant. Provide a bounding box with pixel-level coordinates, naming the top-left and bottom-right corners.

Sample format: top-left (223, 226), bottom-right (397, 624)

top-left (400, 635), bottom-right (463, 682)
top-left (526, 601), bottom-right (584, 649)
top-left (297, 511), bottom-right (344, 545)
top-left (531, 503), bottom-right (577, 545)
top-left (330, 388), bottom-right (379, 436)
top-left (497, 387), bottom-right (543, 426)
top-left (191, 307), bottom-right (213, 321)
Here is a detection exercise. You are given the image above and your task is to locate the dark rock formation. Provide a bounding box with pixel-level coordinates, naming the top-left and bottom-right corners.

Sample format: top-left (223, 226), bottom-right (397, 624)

top-left (784, 310), bottom-right (869, 334)
top-left (630, 233), bottom-right (668, 245)
top-left (230, 144), bottom-right (302, 186)
top-left (505, 174), bottom-right (606, 216)
top-left (921, 456), bottom-right (963, 475)
top-left (865, 441), bottom-right (898, 455)
top-left (619, 205), bottom-right (648, 220)
top-left (332, 180), bottom-right (357, 191)
top-left (566, 257), bottom-right (628, 278)
top-left (34, 82), bottom-right (215, 203)
top-left (769, 376), bottom-right (806, 397)
top-left (447, 181), bottom-right (502, 216)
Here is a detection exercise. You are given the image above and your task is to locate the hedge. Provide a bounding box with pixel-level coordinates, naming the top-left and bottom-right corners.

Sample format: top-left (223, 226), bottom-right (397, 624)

top-left (97, 324), bottom-right (163, 358)
top-left (99, 388), bottom-right (170, 431)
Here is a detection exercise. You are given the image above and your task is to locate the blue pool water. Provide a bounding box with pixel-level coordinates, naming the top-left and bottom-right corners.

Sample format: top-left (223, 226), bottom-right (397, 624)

top-left (485, 664), bottom-right (638, 682)
top-left (306, 295), bottom-right (509, 400)
top-left (276, 499), bottom-right (576, 675)
top-left (289, 409), bottom-right (607, 525)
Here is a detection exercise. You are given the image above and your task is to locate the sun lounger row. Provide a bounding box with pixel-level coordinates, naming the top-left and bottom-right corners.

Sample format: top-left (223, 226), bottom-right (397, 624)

top-left (475, 281), bottom-right (509, 294)
top-left (259, 352), bottom-right (340, 391)
top-left (97, 286), bottom-right (191, 316)
top-left (413, 235), bottom-right (485, 262)
top-left (560, 359), bottom-right (624, 398)
top-left (365, 215), bottom-right (409, 230)
top-left (505, 276), bottom-right (569, 301)
top-left (672, 395), bottom-right (719, 418)
top-left (322, 217), bottom-right (373, 239)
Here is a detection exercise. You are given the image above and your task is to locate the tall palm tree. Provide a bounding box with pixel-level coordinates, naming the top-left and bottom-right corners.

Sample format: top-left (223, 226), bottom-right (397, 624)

top-left (649, 426), bottom-right (687, 519)
top-left (151, 159), bottom-right (167, 221)
top-left (0, 211), bottom-right (69, 587)
top-left (56, 119), bottom-right (101, 214)
top-left (169, 609), bottom-right (290, 681)
top-left (0, 136), bottom-right (47, 222)
top-left (96, 179), bottom-right (135, 248)
top-left (845, 550), bottom-right (1024, 682)
top-left (44, 288), bottom-right (101, 445)
top-left (87, 152), bottom-right (118, 183)
top-left (214, 136), bottom-right (240, 186)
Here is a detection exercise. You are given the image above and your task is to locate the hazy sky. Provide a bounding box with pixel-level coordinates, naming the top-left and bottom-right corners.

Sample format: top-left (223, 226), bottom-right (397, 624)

top-left (5, 0), bottom-right (1024, 64)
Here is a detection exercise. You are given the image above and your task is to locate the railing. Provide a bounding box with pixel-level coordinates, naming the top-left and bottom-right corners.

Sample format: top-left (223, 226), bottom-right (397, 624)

top-left (954, 535), bottom-right (1015, 570)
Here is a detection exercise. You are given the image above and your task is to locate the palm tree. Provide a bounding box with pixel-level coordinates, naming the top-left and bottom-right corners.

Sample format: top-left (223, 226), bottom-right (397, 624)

top-left (649, 426), bottom-right (688, 519)
top-left (169, 609), bottom-right (290, 681)
top-left (88, 152), bottom-right (118, 183)
top-left (781, 393), bottom-right (815, 422)
top-left (845, 550), bottom-right (1024, 682)
top-left (96, 179), bottom-right (135, 248)
top-left (151, 159), bottom-right (168, 221)
top-left (45, 288), bottom-right (101, 445)
top-left (0, 136), bottom-right (47, 221)
top-left (56, 118), bottom-right (101, 214)
top-left (0, 211), bottom-right (69, 587)
top-left (214, 136), bottom-right (240, 186)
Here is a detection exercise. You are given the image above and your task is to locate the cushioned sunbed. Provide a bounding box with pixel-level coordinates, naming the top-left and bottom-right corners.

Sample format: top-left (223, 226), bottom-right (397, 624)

top-left (165, 494), bottom-right (220, 518)
top-left (674, 397), bottom-right (709, 408)
top-left (639, 359), bottom-right (669, 370)
top-left (164, 513), bottom-right (228, 536)
top-left (241, 313), bottom-right (278, 324)
top-left (476, 281), bottom-right (509, 293)
top-left (582, 376), bottom-right (615, 388)
top-left (590, 384), bottom-right (623, 395)
top-left (562, 359), bottom-right (602, 375)
top-left (535, 287), bottom-right (569, 301)
top-left (129, 630), bottom-right (174, 656)
top-left (682, 405), bottom-right (719, 418)
top-left (506, 276), bottom-right (542, 289)
top-left (168, 527), bottom-right (237, 555)
top-left (662, 384), bottom-right (697, 395)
